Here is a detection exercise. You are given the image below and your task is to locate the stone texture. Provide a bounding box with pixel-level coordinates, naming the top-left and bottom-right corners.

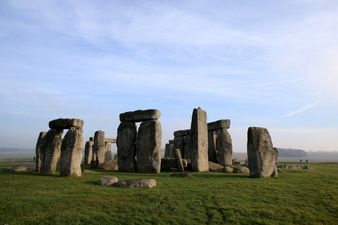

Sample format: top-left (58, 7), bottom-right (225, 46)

top-left (224, 166), bottom-right (234, 173)
top-left (89, 137), bottom-right (94, 141)
top-left (84, 141), bottom-right (94, 165)
top-left (117, 122), bottom-right (137, 172)
top-left (207, 119), bottom-right (231, 131)
top-left (35, 131), bottom-right (47, 172)
top-left (208, 131), bottom-right (217, 163)
top-left (215, 129), bottom-right (233, 166)
top-left (161, 158), bottom-right (178, 171)
top-left (114, 179), bottom-right (156, 188)
top-left (12, 164), bottom-right (35, 173)
top-left (233, 166), bottom-right (250, 174)
top-left (105, 138), bottom-right (116, 143)
top-left (104, 142), bottom-right (113, 161)
top-left (49, 118), bottom-right (84, 129)
top-left (183, 135), bottom-right (191, 160)
top-left (120, 109), bottom-right (160, 122)
top-left (60, 127), bottom-right (83, 176)
top-left (97, 176), bottom-right (118, 186)
top-left (175, 149), bottom-right (184, 172)
top-left (209, 161), bottom-right (224, 172)
top-left (174, 129), bottom-right (191, 137)
top-left (98, 160), bottom-right (118, 171)
top-left (173, 136), bottom-right (184, 157)
top-left (136, 120), bottom-right (162, 173)
top-left (41, 129), bottom-right (63, 175)
top-left (94, 130), bottom-right (105, 164)
top-left (164, 143), bottom-right (175, 158)
top-left (190, 107), bottom-right (209, 172)
top-left (247, 127), bottom-right (278, 178)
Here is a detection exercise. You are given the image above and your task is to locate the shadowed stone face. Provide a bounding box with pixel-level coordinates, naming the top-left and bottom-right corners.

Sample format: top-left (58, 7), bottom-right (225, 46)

top-left (215, 129), bottom-right (233, 166)
top-left (119, 109), bottom-right (161, 122)
top-left (136, 120), bottom-right (162, 173)
top-left (35, 131), bottom-right (47, 172)
top-left (117, 122), bottom-right (137, 172)
top-left (190, 107), bottom-right (209, 172)
top-left (247, 127), bottom-right (278, 178)
top-left (84, 141), bottom-right (94, 165)
top-left (104, 142), bottom-right (113, 161)
top-left (60, 127), bottom-right (83, 176)
top-left (208, 130), bottom-right (217, 163)
top-left (49, 118), bottom-right (84, 129)
top-left (94, 130), bottom-right (105, 164)
top-left (41, 129), bottom-right (63, 175)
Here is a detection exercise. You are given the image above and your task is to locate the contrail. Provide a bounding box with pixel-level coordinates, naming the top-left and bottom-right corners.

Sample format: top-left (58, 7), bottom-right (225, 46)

top-left (286, 101), bottom-right (320, 117)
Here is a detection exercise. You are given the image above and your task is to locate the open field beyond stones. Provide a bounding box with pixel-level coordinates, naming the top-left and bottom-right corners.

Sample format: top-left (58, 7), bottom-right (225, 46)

top-left (1, 162), bottom-right (338, 225)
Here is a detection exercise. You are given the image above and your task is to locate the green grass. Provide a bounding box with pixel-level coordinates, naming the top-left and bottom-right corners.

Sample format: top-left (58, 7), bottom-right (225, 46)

top-left (1, 162), bottom-right (338, 225)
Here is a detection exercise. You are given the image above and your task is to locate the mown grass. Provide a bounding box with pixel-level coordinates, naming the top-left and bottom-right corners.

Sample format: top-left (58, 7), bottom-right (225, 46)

top-left (0, 162), bottom-right (337, 225)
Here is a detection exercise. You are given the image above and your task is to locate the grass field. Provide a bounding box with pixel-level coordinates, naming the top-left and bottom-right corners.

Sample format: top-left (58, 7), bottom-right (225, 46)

top-left (1, 162), bottom-right (337, 225)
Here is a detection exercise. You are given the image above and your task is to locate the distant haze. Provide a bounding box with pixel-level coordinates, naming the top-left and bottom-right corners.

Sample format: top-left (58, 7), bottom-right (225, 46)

top-left (1, 1), bottom-right (338, 151)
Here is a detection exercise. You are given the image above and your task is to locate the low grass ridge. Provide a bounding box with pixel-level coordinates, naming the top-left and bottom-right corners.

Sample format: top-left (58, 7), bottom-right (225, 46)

top-left (1, 162), bottom-right (338, 225)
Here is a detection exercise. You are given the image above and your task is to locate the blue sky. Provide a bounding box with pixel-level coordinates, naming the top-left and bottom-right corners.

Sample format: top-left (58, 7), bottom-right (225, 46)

top-left (1, 0), bottom-right (338, 152)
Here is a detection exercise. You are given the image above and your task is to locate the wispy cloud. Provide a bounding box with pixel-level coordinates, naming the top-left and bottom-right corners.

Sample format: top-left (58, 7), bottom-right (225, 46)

top-left (286, 101), bottom-right (320, 117)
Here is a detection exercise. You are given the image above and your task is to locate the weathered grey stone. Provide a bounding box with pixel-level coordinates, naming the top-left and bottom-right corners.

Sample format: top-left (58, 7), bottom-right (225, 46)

top-left (169, 140), bottom-right (174, 144)
top-left (190, 107), bottom-right (209, 172)
top-left (104, 142), bottom-right (113, 161)
top-left (41, 129), bottom-right (63, 175)
top-left (114, 179), bottom-right (156, 188)
top-left (164, 143), bottom-right (175, 158)
top-left (117, 122), bottom-right (137, 172)
top-left (94, 130), bottom-right (105, 164)
top-left (174, 129), bottom-right (191, 137)
top-left (209, 161), bottom-right (224, 172)
top-left (173, 136), bottom-right (184, 158)
top-left (120, 109), bottom-right (161, 122)
top-left (233, 166), bottom-right (250, 174)
top-left (207, 119), bottom-right (230, 131)
top-left (97, 176), bottom-right (118, 186)
top-left (60, 127), bottom-right (83, 176)
top-left (175, 149), bottom-right (184, 172)
top-left (105, 138), bottom-right (116, 143)
top-left (98, 160), bottom-right (118, 171)
top-left (247, 127), bottom-right (278, 178)
top-left (84, 141), bottom-right (94, 165)
top-left (161, 158), bottom-right (177, 171)
top-left (183, 135), bottom-right (191, 160)
top-left (208, 131), bottom-right (217, 163)
top-left (49, 118), bottom-right (84, 129)
top-left (224, 166), bottom-right (233, 173)
top-left (89, 137), bottom-right (94, 141)
top-left (12, 164), bottom-right (35, 173)
top-left (136, 120), bottom-right (162, 173)
top-left (215, 129), bottom-right (233, 166)
top-left (35, 131), bottom-right (47, 172)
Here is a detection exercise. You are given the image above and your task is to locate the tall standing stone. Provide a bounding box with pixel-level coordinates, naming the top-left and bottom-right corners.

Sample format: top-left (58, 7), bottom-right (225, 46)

top-left (215, 129), bottom-right (233, 166)
top-left (84, 140), bottom-right (94, 165)
top-left (60, 127), bottom-right (83, 176)
top-left (35, 131), bottom-right (47, 172)
top-left (247, 127), bottom-right (278, 178)
top-left (208, 131), bottom-right (217, 163)
top-left (105, 141), bottom-right (113, 161)
top-left (175, 149), bottom-right (184, 172)
top-left (94, 130), bottom-right (105, 164)
top-left (117, 122), bottom-right (137, 172)
top-left (190, 107), bottom-right (209, 172)
top-left (136, 120), bottom-right (162, 173)
top-left (183, 135), bottom-right (191, 160)
top-left (41, 129), bottom-right (63, 175)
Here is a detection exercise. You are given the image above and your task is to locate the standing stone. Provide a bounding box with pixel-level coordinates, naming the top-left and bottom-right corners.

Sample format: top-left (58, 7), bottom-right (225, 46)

top-left (94, 130), bottom-right (105, 164)
top-left (60, 127), bottom-right (83, 176)
top-left (136, 120), bottom-right (162, 173)
top-left (105, 141), bottom-right (113, 161)
top-left (183, 135), bottom-right (191, 160)
top-left (84, 140), bottom-right (94, 165)
top-left (41, 129), bottom-right (63, 175)
top-left (190, 107), bottom-right (209, 172)
top-left (215, 129), bottom-right (233, 166)
top-left (117, 122), bottom-right (137, 172)
top-left (247, 127), bottom-right (278, 178)
top-left (175, 149), bottom-right (184, 172)
top-left (208, 131), bottom-right (217, 163)
top-left (35, 131), bottom-right (47, 172)
top-left (173, 136), bottom-right (184, 158)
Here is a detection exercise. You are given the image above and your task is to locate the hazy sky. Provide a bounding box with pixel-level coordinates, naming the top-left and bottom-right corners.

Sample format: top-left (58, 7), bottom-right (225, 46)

top-left (1, 0), bottom-right (338, 152)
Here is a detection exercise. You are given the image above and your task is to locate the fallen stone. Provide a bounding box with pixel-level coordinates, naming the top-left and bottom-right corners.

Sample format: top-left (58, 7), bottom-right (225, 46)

top-left (190, 107), bottom-right (209, 172)
top-left (170, 172), bottom-right (192, 177)
top-left (209, 161), bottom-right (224, 172)
top-left (60, 127), bottom-right (83, 176)
top-left (207, 120), bottom-right (231, 131)
top-left (97, 176), bottom-right (118, 186)
top-left (136, 120), bottom-right (162, 173)
top-left (98, 160), bottom-right (118, 171)
top-left (114, 179), bottom-right (156, 188)
top-left (117, 122), bottom-right (137, 172)
top-left (247, 127), bottom-right (278, 178)
top-left (11, 164), bottom-right (35, 173)
top-left (49, 118), bottom-right (84, 129)
top-left (120, 109), bottom-right (161, 122)
top-left (233, 166), bottom-right (250, 174)
top-left (224, 166), bottom-right (233, 173)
